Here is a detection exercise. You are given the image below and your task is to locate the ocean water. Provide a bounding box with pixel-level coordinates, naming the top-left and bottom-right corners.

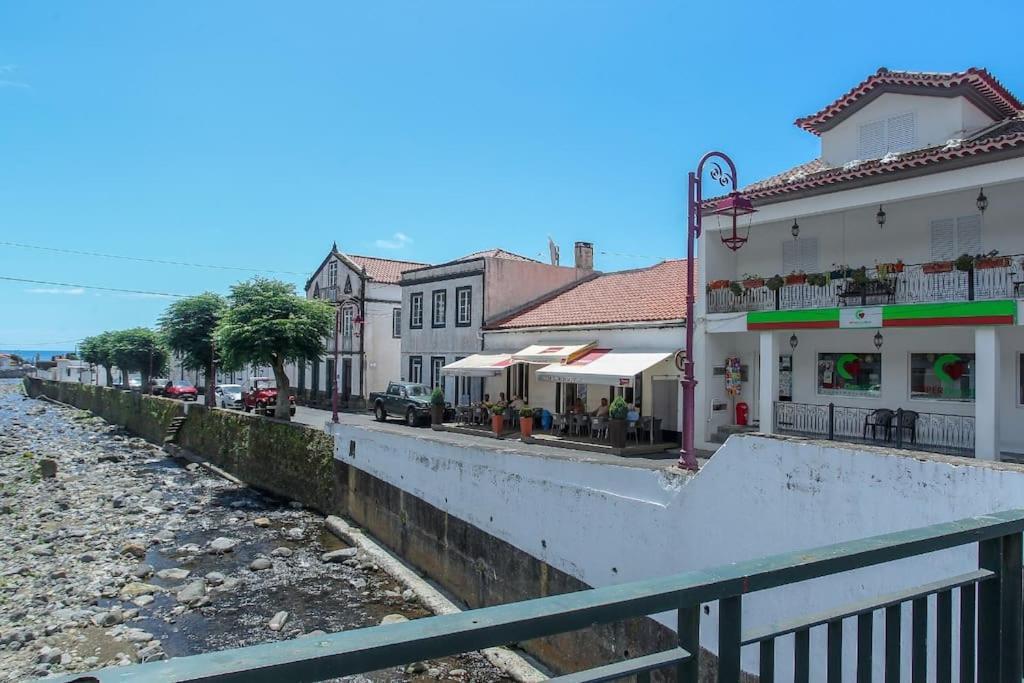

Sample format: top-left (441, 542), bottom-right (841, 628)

top-left (0, 350), bottom-right (72, 362)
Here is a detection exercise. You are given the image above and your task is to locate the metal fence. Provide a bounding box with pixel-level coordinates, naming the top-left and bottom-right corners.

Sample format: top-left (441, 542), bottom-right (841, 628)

top-left (708, 259), bottom-right (1020, 314)
top-left (774, 401), bottom-right (976, 455)
top-left (52, 511), bottom-right (1024, 683)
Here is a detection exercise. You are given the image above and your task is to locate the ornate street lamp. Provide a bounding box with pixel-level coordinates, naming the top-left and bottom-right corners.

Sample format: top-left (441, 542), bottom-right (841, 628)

top-left (680, 152), bottom-right (755, 471)
top-left (876, 205), bottom-right (887, 229)
top-left (791, 219), bottom-right (800, 240)
top-left (976, 188), bottom-right (989, 214)
top-left (790, 334), bottom-right (799, 351)
top-left (874, 331), bottom-right (884, 350)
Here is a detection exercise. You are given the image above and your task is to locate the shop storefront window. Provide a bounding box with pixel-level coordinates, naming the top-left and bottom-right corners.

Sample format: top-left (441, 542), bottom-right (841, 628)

top-left (910, 353), bottom-right (975, 402)
top-left (816, 353), bottom-right (881, 398)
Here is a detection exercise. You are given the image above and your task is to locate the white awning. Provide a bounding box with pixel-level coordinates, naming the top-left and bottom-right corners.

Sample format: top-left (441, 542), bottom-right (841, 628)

top-left (511, 342), bottom-right (596, 365)
top-left (440, 354), bottom-right (514, 377)
top-left (536, 349), bottom-right (675, 387)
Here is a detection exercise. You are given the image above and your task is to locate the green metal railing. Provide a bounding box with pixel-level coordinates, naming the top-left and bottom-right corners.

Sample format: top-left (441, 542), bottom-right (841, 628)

top-left (52, 511), bottom-right (1024, 683)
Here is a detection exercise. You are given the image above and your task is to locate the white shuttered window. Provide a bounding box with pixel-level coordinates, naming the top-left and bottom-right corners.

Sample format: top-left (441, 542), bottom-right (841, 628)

top-left (858, 112), bottom-right (917, 159)
top-left (930, 215), bottom-right (982, 260)
top-left (782, 237), bottom-right (819, 274)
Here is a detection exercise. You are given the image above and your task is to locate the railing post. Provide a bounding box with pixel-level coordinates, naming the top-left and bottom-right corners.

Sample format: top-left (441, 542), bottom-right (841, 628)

top-left (977, 538), bottom-right (1002, 681)
top-left (828, 402), bottom-right (835, 440)
top-left (968, 266), bottom-right (975, 301)
top-left (895, 408), bottom-right (904, 449)
top-left (677, 604), bottom-right (700, 683)
top-left (774, 288), bottom-right (780, 311)
top-left (718, 596), bottom-right (742, 683)
top-left (999, 532), bottom-right (1022, 683)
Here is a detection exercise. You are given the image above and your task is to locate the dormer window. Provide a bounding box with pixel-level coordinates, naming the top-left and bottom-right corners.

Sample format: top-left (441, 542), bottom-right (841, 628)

top-left (857, 112), bottom-right (916, 160)
top-left (327, 260), bottom-right (338, 287)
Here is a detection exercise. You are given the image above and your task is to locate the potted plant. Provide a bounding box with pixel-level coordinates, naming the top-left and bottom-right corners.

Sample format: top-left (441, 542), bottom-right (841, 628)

top-left (976, 252), bottom-right (1011, 270)
top-left (519, 406), bottom-right (535, 438)
top-left (784, 271), bottom-right (807, 285)
top-left (923, 260), bottom-right (954, 274)
top-left (742, 274), bottom-right (765, 289)
top-left (728, 281), bottom-right (744, 298)
top-left (490, 405), bottom-right (505, 435)
top-left (607, 396), bottom-right (629, 448)
top-left (830, 264), bottom-right (852, 280)
top-left (429, 387), bottom-right (445, 426)
top-left (708, 279), bottom-right (731, 290)
top-left (876, 260), bottom-right (905, 275)
top-left (806, 272), bottom-right (829, 288)
top-left (954, 254), bottom-right (975, 273)
top-left (850, 266), bottom-right (870, 286)
top-left (766, 275), bottom-right (785, 292)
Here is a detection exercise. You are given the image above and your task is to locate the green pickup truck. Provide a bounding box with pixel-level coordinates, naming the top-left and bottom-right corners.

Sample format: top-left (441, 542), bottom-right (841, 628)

top-left (369, 381), bottom-right (433, 426)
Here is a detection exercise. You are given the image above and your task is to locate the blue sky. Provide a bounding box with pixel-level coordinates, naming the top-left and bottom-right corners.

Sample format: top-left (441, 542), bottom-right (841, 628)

top-left (1, 1), bottom-right (1022, 349)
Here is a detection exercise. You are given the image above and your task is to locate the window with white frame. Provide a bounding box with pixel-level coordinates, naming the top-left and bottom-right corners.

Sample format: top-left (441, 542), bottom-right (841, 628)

top-left (857, 112), bottom-right (917, 160)
top-left (410, 293), bottom-right (423, 329)
top-left (392, 308), bottom-right (401, 338)
top-left (455, 286), bottom-right (472, 327)
top-left (327, 260), bottom-right (338, 287)
top-left (342, 306), bottom-right (354, 337)
top-left (930, 215), bottom-right (982, 261)
top-left (432, 290), bottom-right (447, 328)
top-left (431, 356), bottom-right (445, 390)
top-left (409, 356), bottom-right (422, 384)
top-left (782, 237), bottom-right (819, 274)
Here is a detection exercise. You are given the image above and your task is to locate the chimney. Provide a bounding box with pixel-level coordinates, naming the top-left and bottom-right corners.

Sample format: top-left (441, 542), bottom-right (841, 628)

top-left (573, 241), bottom-right (594, 271)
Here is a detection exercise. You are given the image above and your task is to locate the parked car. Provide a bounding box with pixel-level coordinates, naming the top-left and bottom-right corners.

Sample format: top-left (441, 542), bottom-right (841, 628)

top-left (242, 377), bottom-right (296, 417)
top-left (215, 383), bottom-right (243, 409)
top-left (149, 378), bottom-right (170, 395)
top-left (369, 382), bottom-right (433, 426)
top-left (127, 376), bottom-right (142, 390)
top-left (164, 380), bottom-right (199, 401)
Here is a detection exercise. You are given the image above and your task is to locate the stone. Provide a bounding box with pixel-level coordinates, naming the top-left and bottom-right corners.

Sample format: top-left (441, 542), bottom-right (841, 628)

top-left (284, 527), bottom-right (304, 540)
top-left (270, 546), bottom-right (293, 558)
top-left (156, 567), bottom-right (191, 581)
top-left (289, 501), bottom-right (304, 509)
top-left (402, 588), bottom-right (417, 603)
top-left (137, 642), bottom-right (166, 662)
top-left (39, 459), bottom-right (57, 479)
top-left (208, 537), bottom-right (239, 554)
top-left (405, 662), bottom-right (428, 674)
top-left (121, 542), bottom-right (147, 559)
top-left (321, 548), bottom-right (358, 563)
top-left (121, 582), bottom-right (161, 599)
top-left (37, 646), bottom-right (61, 664)
top-left (253, 517), bottom-right (271, 528)
top-left (176, 580), bottom-right (206, 604)
top-left (133, 595), bottom-right (155, 608)
top-left (348, 578), bottom-right (367, 590)
top-left (249, 558), bottom-right (272, 571)
top-left (449, 669), bottom-right (468, 679)
top-left (380, 614), bottom-right (409, 625)
top-left (124, 628), bottom-right (154, 643)
top-left (204, 571), bottom-right (226, 586)
top-left (28, 544), bottom-right (53, 556)
top-left (131, 563), bottom-right (154, 579)
top-left (268, 611), bottom-right (289, 631)
top-left (91, 610), bottom-right (122, 627)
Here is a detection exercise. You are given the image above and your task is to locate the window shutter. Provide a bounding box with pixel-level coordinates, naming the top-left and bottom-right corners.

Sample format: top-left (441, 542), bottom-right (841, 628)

top-left (930, 219), bottom-right (955, 261)
top-left (956, 215), bottom-right (982, 256)
top-left (798, 237), bottom-right (819, 273)
top-left (782, 241), bottom-right (798, 274)
top-left (886, 113), bottom-right (916, 152)
top-left (858, 120), bottom-right (886, 159)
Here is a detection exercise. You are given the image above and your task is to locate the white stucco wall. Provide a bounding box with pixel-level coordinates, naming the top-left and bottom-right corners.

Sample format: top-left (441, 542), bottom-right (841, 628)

top-left (332, 425), bottom-right (1024, 680)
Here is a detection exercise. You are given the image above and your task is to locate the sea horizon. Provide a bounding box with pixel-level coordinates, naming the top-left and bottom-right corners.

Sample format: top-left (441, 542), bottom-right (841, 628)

top-left (1, 350), bottom-right (73, 362)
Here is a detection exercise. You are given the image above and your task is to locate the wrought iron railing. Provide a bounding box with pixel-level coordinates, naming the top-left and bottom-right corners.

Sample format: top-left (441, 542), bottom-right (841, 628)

top-left (708, 258), bottom-right (1021, 313)
top-left (51, 511), bottom-right (1024, 683)
top-left (774, 401), bottom-right (976, 455)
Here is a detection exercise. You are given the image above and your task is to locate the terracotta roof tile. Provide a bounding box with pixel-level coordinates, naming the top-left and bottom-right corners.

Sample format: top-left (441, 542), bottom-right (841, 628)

top-left (455, 248), bottom-right (542, 264)
top-left (347, 255), bottom-right (428, 284)
top-left (487, 260), bottom-right (688, 329)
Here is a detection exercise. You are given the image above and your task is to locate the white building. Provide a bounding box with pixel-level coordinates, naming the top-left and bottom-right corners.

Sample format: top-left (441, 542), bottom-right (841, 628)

top-left (695, 67), bottom-right (1024, 460)
top-left (449, 259), bottom-right (687, 439)
top-left (400, 245), bottom-right (592, 404)
top-left (54, 357), bottom-right (92, 384)
top-left (299, 244), bottom-right (426, 407)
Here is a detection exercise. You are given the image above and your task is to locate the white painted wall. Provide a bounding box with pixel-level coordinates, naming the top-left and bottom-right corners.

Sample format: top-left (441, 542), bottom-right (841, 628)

top-left (332, 424), bottom-right (1024, 680)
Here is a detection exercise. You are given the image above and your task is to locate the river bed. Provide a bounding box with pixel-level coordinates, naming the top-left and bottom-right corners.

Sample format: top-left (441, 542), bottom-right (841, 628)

top-left (0, 381), bottom-right (508, 681)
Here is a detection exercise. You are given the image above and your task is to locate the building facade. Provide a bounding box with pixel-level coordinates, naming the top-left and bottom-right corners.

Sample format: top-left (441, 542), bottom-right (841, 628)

top-left (694, 67), bottom-right (1024, 460)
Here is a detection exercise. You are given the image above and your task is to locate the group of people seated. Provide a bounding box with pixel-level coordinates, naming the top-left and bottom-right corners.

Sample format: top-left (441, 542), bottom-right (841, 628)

top-left (565, 397), bottom-right (640, 421)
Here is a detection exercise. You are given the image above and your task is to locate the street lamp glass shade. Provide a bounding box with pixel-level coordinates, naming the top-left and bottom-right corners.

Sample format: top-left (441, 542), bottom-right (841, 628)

top-left (791, 220), bottom-right (800, 239)
top-left (876, 205), bottom-right (886, 228)
top-left (714, 192), bottom-right (757, 252)
top-left (977, 188), bottom-right (989, 213)
top-left (873, 331), bottom-right (883, 350)
top-left (789, 334), bottom-right (798, 350)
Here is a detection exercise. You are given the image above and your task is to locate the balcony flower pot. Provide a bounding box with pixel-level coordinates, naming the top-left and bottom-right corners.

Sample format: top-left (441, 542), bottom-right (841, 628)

top-left (519, 408), bottom-right (534, 438)
top-left (709, 279), bottom-right (731, 290)
top-left (766, 275), bottom-right (785, 292)
top-left (742, 277), bottom-right (765, 289)
top-left (490, 406), bottom-right (505, 435)
top-left (923, 261), bottom-right (954, 274)
top-left (784, 273), bottom-right (807, 285)
top-left (806, 273), bottom-right (828, 288)
top-left (429, 387), bottom-right (445, 425)
top-left (976, 255), bottom-right (1011, 270)
top-left (954, 254), bottom-right (975, 273)
top-left (878, 261), bottom-right (905, 274)
top-left (728, 281), bottom-right (744, 297)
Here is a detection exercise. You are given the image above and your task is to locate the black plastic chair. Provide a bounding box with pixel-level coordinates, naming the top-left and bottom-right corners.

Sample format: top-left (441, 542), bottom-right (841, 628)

top-left (863, 409), bottom-right (894, 441)
top-left (895, 410), bottom-right (919, 445)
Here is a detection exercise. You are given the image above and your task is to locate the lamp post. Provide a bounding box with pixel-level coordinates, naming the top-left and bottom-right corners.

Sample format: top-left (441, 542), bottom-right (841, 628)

top-left (680, 152), bottom-right (755, 470)
top-left (332, 305), bottom-right (341, 424)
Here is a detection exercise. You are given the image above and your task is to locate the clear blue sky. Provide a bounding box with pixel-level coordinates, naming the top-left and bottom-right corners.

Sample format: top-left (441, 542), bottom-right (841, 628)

top-left (2, 1), bottom-right (1021, 349)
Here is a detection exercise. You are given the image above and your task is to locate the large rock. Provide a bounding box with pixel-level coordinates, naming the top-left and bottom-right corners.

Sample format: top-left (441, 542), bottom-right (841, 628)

top-left (249, 558), bottom-right (272, 571)
top-left (321, 548), bottom-right (358, 563)
top-left (380, 614), bottom-right (409, 625)
top-left (208, 537), bottom-right (239, 554)
top-left (156, 567), bottom-right (191, 581)
top-left (121, 582), bottom-right (161, 599)
top-left (121, 542), bottom-right (147, 559)
top-left (268, 611), bottom-right (289, 631)
top-left (39, 459), bottom-right (57, 479)
top-left (175, 580), bottom-right (206, 605)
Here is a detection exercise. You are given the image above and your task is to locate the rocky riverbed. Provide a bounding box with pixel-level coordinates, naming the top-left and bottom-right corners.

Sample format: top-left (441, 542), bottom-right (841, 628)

top-left (0, 381), bottom-right (509, 681)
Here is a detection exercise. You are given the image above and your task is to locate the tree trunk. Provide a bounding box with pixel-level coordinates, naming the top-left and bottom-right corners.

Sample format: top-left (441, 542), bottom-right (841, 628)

top-left (206, 359), bottom-right (216, 407)
top-left (271, 355), bottom-right (291, 421)
top-left (141, 370), bottom-right (151, 395)
top-left (103, 365), bottom-right (113, 387)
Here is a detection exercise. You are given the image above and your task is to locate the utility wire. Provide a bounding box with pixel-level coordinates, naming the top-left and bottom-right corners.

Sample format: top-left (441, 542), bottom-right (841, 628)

top-left (0, 275), bottom-right (187, 298)
top-left (0, 240), bottom-right (308, 276)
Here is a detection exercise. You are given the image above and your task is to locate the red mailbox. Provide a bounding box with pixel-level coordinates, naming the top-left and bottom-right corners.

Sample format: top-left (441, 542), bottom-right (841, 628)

top-left (735, 401), bottom-right (749, 426)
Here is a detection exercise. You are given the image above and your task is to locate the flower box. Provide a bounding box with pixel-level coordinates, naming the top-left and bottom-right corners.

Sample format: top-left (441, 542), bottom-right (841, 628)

top-left (709, 279), bottom-right (731, 290)
top-left (975, 256), bottom-right (1011, 270)
top-left (784, 273), bottom-right (807, 285)
top-left (742, 278), bottom-right (765, 289)
top-left (922, 261), bottom-right (954, 274)
top-left (878, 261), bottom-right (905, 273)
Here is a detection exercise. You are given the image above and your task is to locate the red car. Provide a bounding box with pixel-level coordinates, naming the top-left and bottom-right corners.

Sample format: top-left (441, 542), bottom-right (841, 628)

top-left (242, 377), bottom-right (296, 417)
top-left (163, 380), bottom-right (199, 401)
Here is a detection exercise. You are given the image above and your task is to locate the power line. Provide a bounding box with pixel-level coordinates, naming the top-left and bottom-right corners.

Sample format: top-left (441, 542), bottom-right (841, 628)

top-left (0, 275), bottom-right (187, 298)
top-left (0, 338), bottom-right (83, 347)
top-left (599, 250), bottom-right (680, 260)
top-left (0, 240), bottom-right (308, 276)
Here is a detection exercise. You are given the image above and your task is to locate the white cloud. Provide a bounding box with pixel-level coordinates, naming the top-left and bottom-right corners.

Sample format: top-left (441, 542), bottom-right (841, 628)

top-left (373, 232), bottom-right (413, 250)
top-left (26, 287), bottom-right (85, 295)
top-left (0, 64), bottom-right (29, 89)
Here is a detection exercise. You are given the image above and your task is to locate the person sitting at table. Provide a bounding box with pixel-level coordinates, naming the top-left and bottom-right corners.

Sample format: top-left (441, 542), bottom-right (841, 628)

top-left (626, 403), bottom-right (640, 422)
top-left (591, 397), bottom-right (609, 418)
top-left (482, 393), bottom-right (491, 405)
top-left (570, 398), bottom-right (585, 414)
top-left (510, 395), bottom-right (525, 411)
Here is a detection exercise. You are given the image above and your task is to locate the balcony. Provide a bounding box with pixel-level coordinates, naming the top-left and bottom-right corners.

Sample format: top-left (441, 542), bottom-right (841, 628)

top-left (707, 256), bottom-right (1021, 314)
